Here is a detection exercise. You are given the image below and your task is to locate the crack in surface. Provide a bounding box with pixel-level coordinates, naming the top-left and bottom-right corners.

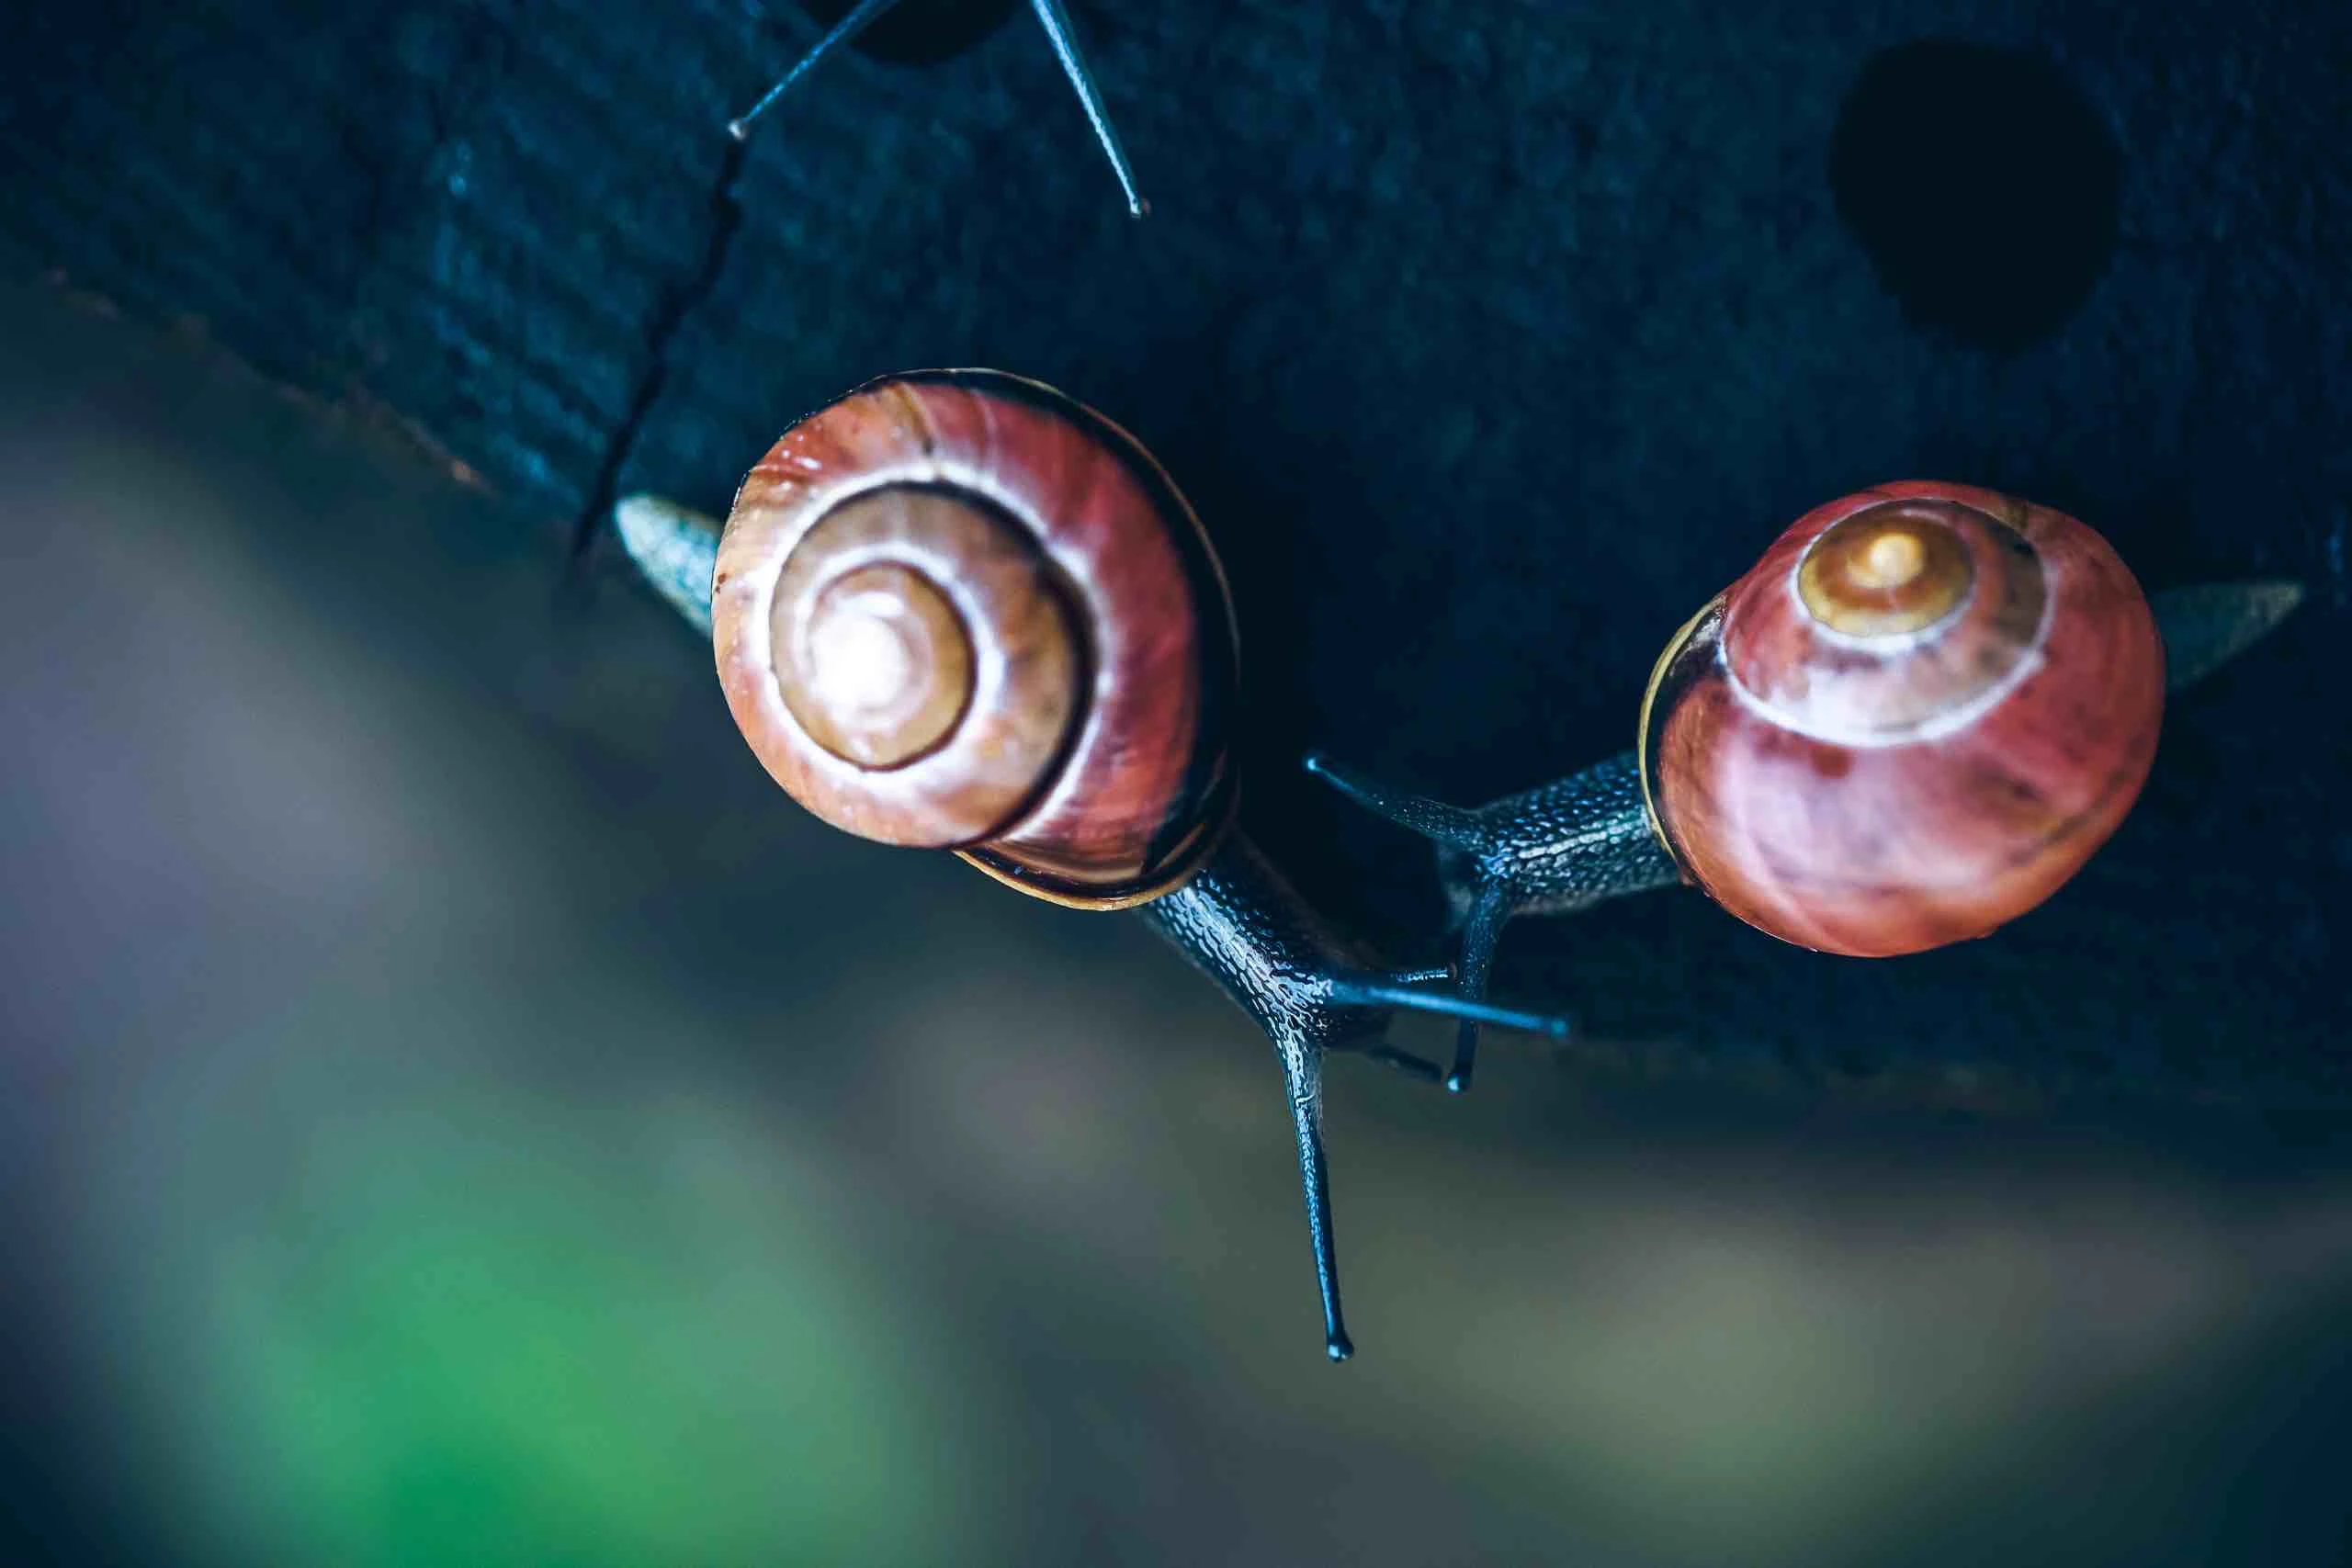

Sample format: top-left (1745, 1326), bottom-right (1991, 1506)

top-left (571, 131), bottom-right (749, 564)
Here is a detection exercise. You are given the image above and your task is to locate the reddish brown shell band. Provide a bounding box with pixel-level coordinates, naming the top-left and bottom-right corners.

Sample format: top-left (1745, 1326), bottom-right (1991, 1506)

top-left (944, 373), bottom-right (1239, 908)
top-left (714, 370), bottom-right (1239, 908)
top-left (1640, 482), bottom-right (2164, 957)
top-left (1726, 493), bottom-right (2050, 745)
top-left (769, 489), bottom-right (1077, 777)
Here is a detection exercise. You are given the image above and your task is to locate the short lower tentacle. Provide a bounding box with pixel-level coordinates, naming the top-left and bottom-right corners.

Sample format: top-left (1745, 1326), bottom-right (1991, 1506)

top-left (1444, 879), bottom-right (1516, 1092)
top-left (1303, 752), bottom-right (1489, 851)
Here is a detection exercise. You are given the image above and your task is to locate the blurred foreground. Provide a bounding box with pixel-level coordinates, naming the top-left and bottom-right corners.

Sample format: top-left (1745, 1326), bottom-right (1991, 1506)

top-left (2, 276), bottom-right (2349, 1566)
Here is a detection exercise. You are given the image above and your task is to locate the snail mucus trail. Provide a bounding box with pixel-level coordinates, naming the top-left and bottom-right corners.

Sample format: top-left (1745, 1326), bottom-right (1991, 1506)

top-left (616, 369), bottom-right (1569, 1362)
top-left (1307, 485), bottom-right (2302, 1091)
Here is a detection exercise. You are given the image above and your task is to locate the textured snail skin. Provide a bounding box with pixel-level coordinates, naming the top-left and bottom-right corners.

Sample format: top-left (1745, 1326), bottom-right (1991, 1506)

top-left (713, 370), bottom-right (1237, 908)
top-left (1646, 482), bottom-right (2164, 957)
top-left (1303, 750), bottom-right (1676, 1092)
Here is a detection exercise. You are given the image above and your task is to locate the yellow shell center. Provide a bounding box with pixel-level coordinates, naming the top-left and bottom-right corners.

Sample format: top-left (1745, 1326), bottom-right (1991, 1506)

top-left (1854, 528), bottom-right (1925, 589)
top-left (1796, 503), bottom-right (1974, 637)
top-left (788, 562), bottom-right (973, 768)
top-left (765, 484), bottom-right (1081, 785)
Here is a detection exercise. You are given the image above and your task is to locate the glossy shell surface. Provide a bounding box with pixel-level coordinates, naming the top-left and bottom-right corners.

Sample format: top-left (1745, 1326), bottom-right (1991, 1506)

top-left (714, 370), bottom-right (1238, 908)
top-left (1642, 481), bottom-right (2165, 956)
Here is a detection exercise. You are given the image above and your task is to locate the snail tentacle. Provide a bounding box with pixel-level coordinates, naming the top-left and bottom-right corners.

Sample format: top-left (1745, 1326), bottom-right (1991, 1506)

top-left (729, 0), bottom-right (1148, 217)
top-left (1303, 751), bottom-right (1487, 852)
top-left (1026, 0), bottom-right (1148, 216)
top-left (726, 0), bottom-right (896, 141)
top-left (2146, 580), bottom-right (2304, 691)
top-left (1440, 882), bottom-right (1514, 1093)
top-left (1140, 831), bottom-right (1572, 1358)
top-left (1321, 968), bottom-right (1570, 1040)
top-left (615, 493), bottom-right (722, 636)
top-left (1306, 749), bottom-right (1678, 1090)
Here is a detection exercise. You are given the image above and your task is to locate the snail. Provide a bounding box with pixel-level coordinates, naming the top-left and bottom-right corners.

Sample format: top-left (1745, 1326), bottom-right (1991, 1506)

top-left (1307, 481), bottom-right (2305, 1090)
top-left (614, 369), bottom-right (1569, 1361)
top-left (729, 0), bottom-right (1148, 217)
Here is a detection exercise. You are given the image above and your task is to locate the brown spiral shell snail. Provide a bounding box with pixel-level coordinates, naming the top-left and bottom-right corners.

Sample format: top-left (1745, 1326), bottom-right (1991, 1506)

top-left (617, 368), bottom-right (1571, 1362)
top-left (712, 371), bottom-right (1235, 907)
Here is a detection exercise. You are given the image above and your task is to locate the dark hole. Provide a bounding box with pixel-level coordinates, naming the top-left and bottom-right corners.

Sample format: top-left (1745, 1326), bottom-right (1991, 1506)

top-left (1828, 39), bottom-right (2122, 353)
top-left (795, 0), bottom-right (1022, 65)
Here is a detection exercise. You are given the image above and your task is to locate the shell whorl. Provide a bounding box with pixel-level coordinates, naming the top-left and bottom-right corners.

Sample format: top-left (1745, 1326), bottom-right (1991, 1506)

top-left (713, 370), bottom-right (1238, 908)
top-left (1642, 481), bottom-right (2165, 957)
top-left (1724, 492), bottom-right (2051, 747)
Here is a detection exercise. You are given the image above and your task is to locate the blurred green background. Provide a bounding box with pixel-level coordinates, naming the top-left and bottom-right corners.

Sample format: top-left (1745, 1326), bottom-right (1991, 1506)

top-left (4, 275), bottom-right (2349, 1567)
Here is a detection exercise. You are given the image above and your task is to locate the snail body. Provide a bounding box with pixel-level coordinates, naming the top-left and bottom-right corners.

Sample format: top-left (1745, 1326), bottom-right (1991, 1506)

top-left (618, 370), bottom-right (1566, 1362)
top-left (1311, 483), bottom-right (2295, 1089)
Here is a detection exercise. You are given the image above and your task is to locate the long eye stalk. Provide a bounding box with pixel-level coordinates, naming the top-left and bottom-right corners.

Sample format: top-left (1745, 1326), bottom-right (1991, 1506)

top-left (1138, 832), bottom-right (1572, 1361)
top-left (1025, 0), bottom-right (1148, 216)
top-left (729, 0), bottom-right (1148, 216)
top-left (728, 0), bottom-right (899, 141)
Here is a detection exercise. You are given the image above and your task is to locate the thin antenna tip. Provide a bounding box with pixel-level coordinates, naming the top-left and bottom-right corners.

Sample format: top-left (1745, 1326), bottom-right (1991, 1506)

top-left (1444, 1072), bottom-right (1470, 1095)
top-left (1326, 1335), bottom-right (1355, 1362)
top-left (1128, 196), bottom-right (1150, 219)
top-left (726, 118), bottom-right (752, 141)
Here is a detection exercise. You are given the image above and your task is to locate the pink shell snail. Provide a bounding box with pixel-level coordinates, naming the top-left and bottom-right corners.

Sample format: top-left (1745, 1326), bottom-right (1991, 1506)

top-left (1307, 482), bottom-right (2301, 1091)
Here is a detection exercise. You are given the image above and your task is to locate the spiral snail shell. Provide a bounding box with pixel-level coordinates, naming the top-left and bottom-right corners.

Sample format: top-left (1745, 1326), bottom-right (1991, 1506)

top-left (622, 368), bottom-right (1577, 1362)
top-left (1638, 481), bottom-right (2165, 955)
top-left (712, 370), bottom-right (1238, 908)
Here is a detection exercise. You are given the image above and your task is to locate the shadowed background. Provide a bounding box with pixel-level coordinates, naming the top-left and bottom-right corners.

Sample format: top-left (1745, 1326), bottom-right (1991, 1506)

top-left (2, 0), bottom-right (2349, 1562)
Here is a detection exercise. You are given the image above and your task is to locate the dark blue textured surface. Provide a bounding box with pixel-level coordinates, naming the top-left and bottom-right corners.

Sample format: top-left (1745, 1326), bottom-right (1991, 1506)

top-left (2, 0), bottom-right (2345, 1102)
